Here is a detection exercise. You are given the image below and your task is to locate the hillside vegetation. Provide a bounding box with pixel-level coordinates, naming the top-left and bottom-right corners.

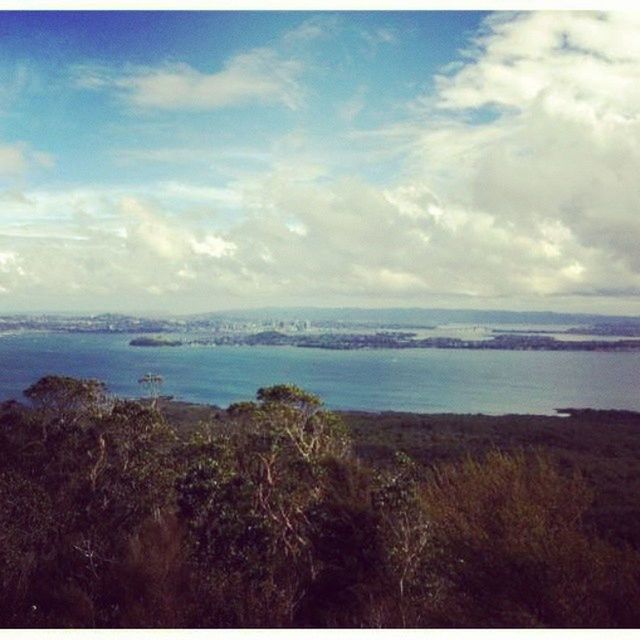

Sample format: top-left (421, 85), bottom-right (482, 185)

top-left (1, 376), bottom-right (640, 627)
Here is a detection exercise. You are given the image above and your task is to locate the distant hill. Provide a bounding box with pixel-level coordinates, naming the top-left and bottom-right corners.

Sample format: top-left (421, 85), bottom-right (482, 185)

top-left (5, 307), bottom-right (640, 328)
top-left (188, 306), bottom-right (640, 327)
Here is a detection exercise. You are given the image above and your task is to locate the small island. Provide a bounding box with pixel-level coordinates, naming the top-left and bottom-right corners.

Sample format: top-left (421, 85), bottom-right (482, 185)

top-left (129, 337), bottom-right (183, 347)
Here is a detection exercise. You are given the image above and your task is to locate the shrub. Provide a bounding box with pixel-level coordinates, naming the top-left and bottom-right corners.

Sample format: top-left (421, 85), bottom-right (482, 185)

top-left (417, 450), bottom-right (640, 627)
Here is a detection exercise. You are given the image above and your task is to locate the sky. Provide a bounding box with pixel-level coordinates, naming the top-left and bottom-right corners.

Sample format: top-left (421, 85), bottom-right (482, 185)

top-left (2, 10), bottom-right (640, 315)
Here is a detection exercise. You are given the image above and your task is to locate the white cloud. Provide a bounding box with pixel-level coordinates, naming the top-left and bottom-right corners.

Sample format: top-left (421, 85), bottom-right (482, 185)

top-left (436, 12), bottom-right (640, 117)
top-left (0, 145), bottom-right (28, 175)
top-left (191, 234), bottom-right (237, 258)
top-left (339, 85), bottom-right (367, 122)
top-left (6, 12), bottom-right (640, 313)
top-left (361, 27), bottom-right (398, 47)
top-left (0, 190), bottom-right (33, 206)
top-left (75, 46), bottom-right (304, 111)
top-left (121, 197), bottom-right (190, 260)
top-left (0, 251), bottom-right (18, 269)
top-left (391, 11), bottom-right (640, 300)
top-left (158, 182), bottom-right (242, 208)
top-left (282, 15), bottom-right (338, 44)
top-left (0, 143), bottom-right (54, 177)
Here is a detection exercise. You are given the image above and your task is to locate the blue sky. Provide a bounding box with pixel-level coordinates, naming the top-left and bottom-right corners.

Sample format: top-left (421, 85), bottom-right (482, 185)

top-left (2, 11), bottom-right (640, 314)
top-left (0, 11), bottom-right (485, 189)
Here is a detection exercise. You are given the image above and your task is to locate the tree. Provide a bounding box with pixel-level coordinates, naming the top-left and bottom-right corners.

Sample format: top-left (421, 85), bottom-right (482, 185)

top-left (138, 374), bottom-right (164, 408)
top-left (176, 384), bottom-right (352, 626)
top-left (298, 456), bottom-right (388, 627)
top-left (372, 452), bottom-right (433, 626)
top-left (1, 376), bottom-right (178, 627)
top-left (23, 375), bottom-right (111, 437)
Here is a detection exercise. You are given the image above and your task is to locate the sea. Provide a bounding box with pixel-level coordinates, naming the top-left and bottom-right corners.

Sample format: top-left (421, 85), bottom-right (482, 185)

top-left (1, 330), bottom-right (640, 415)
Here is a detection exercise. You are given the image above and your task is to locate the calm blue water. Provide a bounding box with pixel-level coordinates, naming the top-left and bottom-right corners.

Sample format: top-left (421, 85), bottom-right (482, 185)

top-left (1, 332), bottom-right (640, 414)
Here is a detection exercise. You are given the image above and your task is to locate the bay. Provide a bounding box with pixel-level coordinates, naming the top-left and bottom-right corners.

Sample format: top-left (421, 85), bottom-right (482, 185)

top-left (1, 331), bottom-right (640, 414)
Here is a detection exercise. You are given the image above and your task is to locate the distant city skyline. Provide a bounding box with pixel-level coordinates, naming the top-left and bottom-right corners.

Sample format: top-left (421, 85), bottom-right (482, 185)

top-left (1, 11), bottom-right (640, 315)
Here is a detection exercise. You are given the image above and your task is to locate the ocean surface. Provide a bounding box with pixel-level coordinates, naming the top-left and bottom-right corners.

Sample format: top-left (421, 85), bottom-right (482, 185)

top-left (1, 331), bottom-right (640, 415)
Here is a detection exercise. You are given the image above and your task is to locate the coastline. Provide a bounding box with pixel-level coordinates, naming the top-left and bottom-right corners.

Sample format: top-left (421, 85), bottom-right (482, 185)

top-left (129, 333), bottom-right (640, 352)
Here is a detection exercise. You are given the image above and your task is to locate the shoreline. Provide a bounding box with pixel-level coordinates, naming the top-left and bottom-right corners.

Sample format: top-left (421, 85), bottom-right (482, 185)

top-left (156, 397), bottom-right (640, 423)
top-left (130, 334), bottom-right (640, 352)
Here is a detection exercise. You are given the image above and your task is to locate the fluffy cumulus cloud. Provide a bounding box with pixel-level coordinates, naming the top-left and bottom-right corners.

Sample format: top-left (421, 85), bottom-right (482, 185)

top-left (225, 11), bottom-right (640, 306)
top-left (400, 11), bottom-right (640, 300)
top-left (0, 189), bottom-right (242, 303)
top-left (6, 11), bottom-right (640, 312)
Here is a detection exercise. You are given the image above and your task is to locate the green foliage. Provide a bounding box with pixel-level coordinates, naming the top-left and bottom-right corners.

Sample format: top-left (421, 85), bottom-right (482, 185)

top-left (418, 450), bottom-right (640, 627)
top-left (299, 457), bottom-right (388, 627)
top-left (24, 375), bottom-right (111, 426)
top-left (0, 376), bottom-right (178, 627)
top-left (370, 451), bottom-right (433, 626)
top-left (3, 377), bottom-right (640, 628)
top-left (256, 384), bottom-right (321, 409)
top-left (177, 460), bottom-right (270, 575)
top-left (174, 385), bottom-right (353, 626)
top-left (0, 471), bottom-right (56, 625)
top-left (105, 512), bottom-right (189, 628)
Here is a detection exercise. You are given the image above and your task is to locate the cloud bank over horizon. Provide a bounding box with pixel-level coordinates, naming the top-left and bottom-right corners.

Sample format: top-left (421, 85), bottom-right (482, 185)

top-left (2, 11), bottom-right (640, 315)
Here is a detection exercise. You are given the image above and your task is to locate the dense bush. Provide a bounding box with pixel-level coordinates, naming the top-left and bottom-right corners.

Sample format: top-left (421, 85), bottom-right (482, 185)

top-left (1, 376), bottom-right (640, 627)
top-left (417, 451), bottom-right (640, 627)
top-left (0, 378), bottom-right (177, 626)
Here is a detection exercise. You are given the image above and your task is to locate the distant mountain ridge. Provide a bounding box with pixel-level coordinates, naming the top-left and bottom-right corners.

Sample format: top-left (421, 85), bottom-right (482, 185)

top-left (4, 307), bottom-right (640, 327)
top-left (189, 307), bottom-right (640, 327)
